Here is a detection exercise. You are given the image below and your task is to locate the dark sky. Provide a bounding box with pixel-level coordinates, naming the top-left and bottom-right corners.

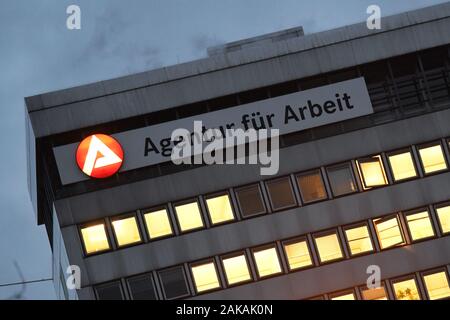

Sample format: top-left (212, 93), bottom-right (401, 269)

top-left (0, 0), bottom-right (448, 299)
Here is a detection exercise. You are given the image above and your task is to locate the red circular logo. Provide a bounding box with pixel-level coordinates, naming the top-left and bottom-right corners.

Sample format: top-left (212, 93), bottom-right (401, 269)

top-left (76, 134), bottom-right (124, 179)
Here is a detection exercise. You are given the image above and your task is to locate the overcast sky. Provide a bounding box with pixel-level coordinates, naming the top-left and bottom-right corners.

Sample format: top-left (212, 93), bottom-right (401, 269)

top-left (0, 0), bottom-right (448, 300)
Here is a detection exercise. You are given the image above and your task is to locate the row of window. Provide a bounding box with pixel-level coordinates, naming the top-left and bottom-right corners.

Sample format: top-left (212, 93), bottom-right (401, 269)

top-left (311, 266), bottom-right (450, 300)
top-left (93, 200), bottom-right (450, 300)
top-left (79, 138), bottom-right (450, 256)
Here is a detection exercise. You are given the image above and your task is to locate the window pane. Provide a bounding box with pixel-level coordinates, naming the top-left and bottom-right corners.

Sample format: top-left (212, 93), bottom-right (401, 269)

top-left (357, 156), bottom-right (388, 189)
top-left (405, 211), bottom-right (435, 241)
top-left (388, 151), bottom-right (417, 181)
top-left (374, 216), bottom-right (404, 249)
top-left (235, 185), bottom-right (266, 217)
top-left (174, 201), bottom-right (204, 232)
top-left (284, 239), bottom-right (313, 270)
top-left (112, 216), bottom-right (141, 247)
top-left (191, 261), bottom-right (221, 293)
top-left (314, 232), bottom-right (343, 263)
top-left (95, 281), bottom-right (124, 300)
top-left (206, 194), bottom-right (234, 225)
top-left (361, 286), bottom-right (388, 300)
top-left (158, 266), bottom-right (189, 299)
top-left (331, 292), bottom-right (356, 300)
top-left (222, 254), bottom-right (252, 285)
top-left (418, 144), bottom-right (447, 174)
top-left (127, 274), bottom-right (157, 300)
top-left (253, 247), bottom-right (282, 278)
top-left (423, 271), bottom-right (450, 300)
top-left (266, 177), bottom-right (296, 210)
top-left (81, 223), bottom-right (110, 254)
top-left (436, 205), bottom-right (450, 234)
top-left (326, 163), bottom-right (357, 196)
top-left (344, 225), bottom-right (373, 255)
top-left (144, 209), bottom-right (173, 239)
top-left (393, 278), bottom-right (421, 300)
top-left (297, 170), bottom-right (327, 203)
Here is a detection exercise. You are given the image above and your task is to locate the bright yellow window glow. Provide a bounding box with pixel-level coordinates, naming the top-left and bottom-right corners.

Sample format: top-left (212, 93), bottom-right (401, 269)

top-left (374, 216), bottom-right (404, 249)
top-left (358, 156), bottom-right (388, 189)
top-left (388, 152), bottom-right (417, 181)
top-left (174, 202), bottom-right (204, 232)
top-left (191, 262), bottom-right (220, 293)
top-left (206, 194), bottom-right (234, 225)
top-left (419, 144), bottom-right (447, 174)
top-left (436, 205), bottom-right (450, 234)
top-left (393, 278), bottom-right (421, 300)
top-left (331, 293), bottom-right (355, 300)
top-left (314, 233), bottom-right (343, 263)
top-left (345, 225), bottom-right (373, 255)
top-left (253, 247), bottom-right (282, 278)
top-left (144, 209), bottom-right (173, 239)
top-left (284, 240), bottom-right (312, 270)
top-left (81, 224), bottom-right (110, 254)
top-left (222, 255), bottom-right (251, 285)
top-left (361, 287), bottom-right (388, 300)
top-left (405, 211), bottom-right (435, 241)
top-left (111, 216), bottom-right (141, 247)
top-left (423, 271), bottom-right (450, 300)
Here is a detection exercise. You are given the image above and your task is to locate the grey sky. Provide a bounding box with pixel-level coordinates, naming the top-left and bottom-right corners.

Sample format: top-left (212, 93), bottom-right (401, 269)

top-left (0, 0), bottom-right (448, 299)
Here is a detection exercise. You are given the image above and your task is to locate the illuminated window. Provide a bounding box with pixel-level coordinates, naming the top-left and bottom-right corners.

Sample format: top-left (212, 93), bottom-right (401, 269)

top-left (174, 201), bottom-right (204, 232)
top-left (357, 155), bottom-right (388, 189)
top-left (235, 184), bottom-right (266, 218)
top-left (418, 143), bottom-right (448, 174)
top-left (313, 231), bottom-right (344, 263)
top-left (143, 208), bottom-right (173, 239)
top-left (392, 277), bottom-right (421, 300)
top-left (252, 246), bottom-right (282, 278)
top-left (205, 193), bottom-right (235, 225)
top-left (95, 281), bottom-right (125, 300)
top-left (158, 266), bottom-right (190, 300)
top-left (360, 284), bottom-right (388, 300)
top-left (436, 204), bottom-right (450, 234)
top-left (404, 209), bottom-right (435, 241)
top-left (296, 170), bottom-right (327, 203)
top-left (330, 290), bottom-right (356, 300)
top-left (265, 177), bottom-right (297, 211)
top-left (373, 215), bottom-right (404, 249)
top-left (344, 224), bottom-right (374, 256)
top-left (388, 150), bottom-right (418, 181)
top-left (422, 270), bottom-right (450, 300)
top-left (190, 260), bottom-right (221, 293)
top-left (326, 163), bottom-right (357, 196)
top-left (127, 274), bottom-right (157, 300)
top-left (111, 215), bottom-right (142, 247)
top-left (80, 223), bottom-right (110, 254)
top-left (221, 253), bottom-right (252, 285)
top-left (283, 238), bottom-right (313, 270)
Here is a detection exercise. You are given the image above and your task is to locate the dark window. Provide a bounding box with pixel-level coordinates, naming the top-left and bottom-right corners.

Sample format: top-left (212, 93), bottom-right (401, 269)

top-left (158, 266), bottom-right (190, 300)
top-left (296, 170), bottom-right (327, 203)
top-left (127, 274), bottom-right (157, 300)
top-left (265, 177), bottom-right (297, 211)
top-left (95, 281), bottom-right (125, 300)
top-left (235, 184), bottom-right (266, 218)
top-left (326, 163), bottom-right (357, 196)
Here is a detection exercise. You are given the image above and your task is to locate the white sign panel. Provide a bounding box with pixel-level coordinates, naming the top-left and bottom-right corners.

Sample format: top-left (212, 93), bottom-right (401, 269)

top-left (54, 77), bottom-right (374, 185)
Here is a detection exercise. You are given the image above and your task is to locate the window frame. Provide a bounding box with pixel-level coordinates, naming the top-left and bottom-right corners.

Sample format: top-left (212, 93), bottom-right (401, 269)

top-left (373, 213), bottom-right (406, 250)
top-left (295, 169), bottom-right (329, 204)
top-left (204, 191), bottom-right (236, 227)
top-left (434, 201), bottom-right (450, 236)
top-left (142, 205), bottom-right (175, 241)
top-left (94, 280), bottom-right (126, 300)
top-left (172, 198), bottom-right (206, 234)
top-left (125, 273), bottom-right (159, 300)
top-left (312, 229), bottom-right (345, 265)
top-left (234, 183), bottom-right (268, 219)
top-left (110, 212), bottom-right (144, 249)
top-left (358, 281), bottom-right (389, 300)
top-left (78, 219), bottom-right (112, 257)
top-left (342, 221), bottom-right (376, 257)
top-left (219, 251), bottom-right (253, 287)
top-left (416, 140), bottom-right (449, 176)
top-left (157, 265), bottom-right (191, 300)
top-left (386, 147), bottom-right (419, 183)
top-left (281, 236), bottom-right (315, 272)
top-left (402, 207), bottom-right (436, 243)
top-left (189, 258), bottom-right (222, 295)
top-left (328, 288), bottom-right (357, 300)
top-left (420, 267), bottom-right (450, 300)
top-left (390, 274), bottom-right (422, 300)
top-left (264, 176), bottom-right (298, 212)
top-left (356, 154), bottom-right (389, 190)
top-left (324, 162), bottom-right (359, 198)
top-left (250, 243), bottom-right (284, 280)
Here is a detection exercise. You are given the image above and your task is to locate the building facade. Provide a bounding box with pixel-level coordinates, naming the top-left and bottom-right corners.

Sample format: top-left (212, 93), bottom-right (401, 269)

top-left (26, 3), bottom-right (450, 300)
